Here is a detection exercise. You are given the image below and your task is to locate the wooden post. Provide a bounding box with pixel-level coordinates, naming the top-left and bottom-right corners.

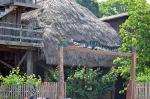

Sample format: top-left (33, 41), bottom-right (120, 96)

top-left (58, 46), bottom-right (65, 99)
top-left (128, 48), bottom-right (136, 99)
top-left (26, 50), bottom-right (33, 75)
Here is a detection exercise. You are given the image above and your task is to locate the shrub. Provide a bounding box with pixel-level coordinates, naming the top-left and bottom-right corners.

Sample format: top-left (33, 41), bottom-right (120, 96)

top-left (1, 67), bottom-right (41, 86)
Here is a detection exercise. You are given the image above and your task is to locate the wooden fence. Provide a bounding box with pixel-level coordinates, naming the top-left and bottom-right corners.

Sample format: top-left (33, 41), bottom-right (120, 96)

top-left (0, 82), bottom-right (65, 99)
top-left (134, 83), bottom-right (150, 99)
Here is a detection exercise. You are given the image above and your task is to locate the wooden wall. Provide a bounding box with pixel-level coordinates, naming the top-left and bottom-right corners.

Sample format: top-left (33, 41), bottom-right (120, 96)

top-left (103, 16), bottom-right (128, 32)
top-left (0, 8), bottom-right (22, 24)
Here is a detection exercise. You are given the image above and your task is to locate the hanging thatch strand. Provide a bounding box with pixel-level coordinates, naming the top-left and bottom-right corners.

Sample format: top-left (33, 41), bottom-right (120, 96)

top-left (22, 0), bottom-right (121, 67)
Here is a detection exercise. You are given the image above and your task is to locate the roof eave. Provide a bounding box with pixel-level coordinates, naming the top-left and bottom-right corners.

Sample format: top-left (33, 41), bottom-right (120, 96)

top-left (100, 13), bottom-right (128, 21)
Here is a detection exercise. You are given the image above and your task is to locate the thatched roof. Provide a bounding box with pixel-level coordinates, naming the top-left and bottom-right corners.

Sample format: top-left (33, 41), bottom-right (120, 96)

top-left (22, 0), bottom-right (121, 67)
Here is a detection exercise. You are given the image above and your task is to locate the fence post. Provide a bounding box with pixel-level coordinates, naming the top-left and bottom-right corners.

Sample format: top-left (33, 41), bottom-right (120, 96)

top-left (58, 46), bottom-right (65, 99)
top-left (127, 48), bottom-right (136, 99)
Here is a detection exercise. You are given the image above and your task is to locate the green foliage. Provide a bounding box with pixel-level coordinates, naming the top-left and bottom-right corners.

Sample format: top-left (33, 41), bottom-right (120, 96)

top-left (99, 0), bottom-right (128, 17)
top-left (45, 67), bottom-right (116, 99)
top-left (75, 0), bottom-right (149, 18)
top-left (76, 0), bottom-right (100, 17)
top-left (67, 67), bottom-right (117, 99)
top-left (98, 0), bottom-right (148, 17)
top-left (45, 67), bottom-right (59, 82)
top-left (1, 67), bottom-right (25, 86)
top-left (136, 68), bottom-right (150, 82)
top-left (1, 67), bottom-right (41, 86)
top-left (113, 0), bottom-right (150, 82)
top-left (25, 74), bottom-right (41, 87)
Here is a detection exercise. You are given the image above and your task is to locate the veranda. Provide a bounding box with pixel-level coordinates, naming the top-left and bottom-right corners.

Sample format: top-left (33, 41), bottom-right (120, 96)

top-left (0, 46), bottom-right (149, 99)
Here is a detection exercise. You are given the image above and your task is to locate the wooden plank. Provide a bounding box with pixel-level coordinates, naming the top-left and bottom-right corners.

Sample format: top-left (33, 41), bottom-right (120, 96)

top-left (145, 83), bottom-right (147, 99)
top-left (0, 59), bottom-right (13, 69)
top-left (0, 40), bottom-right (43, 47)
top-left (0, 26), bottom-right (42, 33)
top-left (134, 83), bottom-right (150, 99)
top-left (14, 2), bottom-right (39, 9)
top-left (64, 46), bottom-right (131, 57)
top-left (4, 45), bottom-right (31, 50)
top-left (130, 48), bottom-right (136, 99)
top-left (0, 34), bottom-right (43, 41)
top-left (58, 47), bottom-right (65, 99)
top-left (17, 51), bottom-right (28, 67)
top-left (26, 50), bottom-right (33, 75)
top-left (0, 46), bottom-right (18, 51)
top-left (148, 83), bottom-right (149, 99)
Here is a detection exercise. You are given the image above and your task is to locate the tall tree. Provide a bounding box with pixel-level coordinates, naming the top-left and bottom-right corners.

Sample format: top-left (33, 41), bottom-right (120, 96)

top-left (98, 0), bottom-right (149, 17)
top-left (113, 0), bottom-right (150, 82)
top-left (76, 0), bottom-right (100, 17)
top-left (99, 0), bottom-right (128, 17)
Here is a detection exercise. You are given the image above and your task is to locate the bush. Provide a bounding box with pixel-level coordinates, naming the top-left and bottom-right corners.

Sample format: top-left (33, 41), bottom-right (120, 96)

top-left (1, 67), bottom-right (41, 86)
top-left (66, 67), bottom-right (117, 99)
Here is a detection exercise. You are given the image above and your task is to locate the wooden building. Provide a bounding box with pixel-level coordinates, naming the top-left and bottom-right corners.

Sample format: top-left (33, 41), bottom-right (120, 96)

top-left (0, 0), bottom-right (43, 75)
top-left (100, 13), bottom-right (129, 32)
top-left (0, 0), bottom-right (125, 99)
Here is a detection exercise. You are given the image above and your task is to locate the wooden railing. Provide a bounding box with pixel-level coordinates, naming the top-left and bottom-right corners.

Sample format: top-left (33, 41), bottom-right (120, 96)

top-left (0, 82), bottom-right (65, 99)
top-left (0, 0), bottom-right (37, 5)
top-left (14, 0), bottom-right (37, 4)
top-left (0, 22), bottom-right (43, 47)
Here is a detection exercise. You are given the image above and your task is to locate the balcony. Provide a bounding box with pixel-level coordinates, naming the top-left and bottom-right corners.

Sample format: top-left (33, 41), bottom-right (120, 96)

top-left (0, 22), bottom-right (43, 47)
top-left (0, 0), bottom-right (38, 11)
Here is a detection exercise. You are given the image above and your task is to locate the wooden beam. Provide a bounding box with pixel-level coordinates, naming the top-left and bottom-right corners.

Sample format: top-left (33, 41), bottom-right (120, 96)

top-left (58, 46), bottom-right (65, 99)
top-left (0, 26), bottom-right (42, 33)
top-left (17, 52), bottom-right (28, 67)
top-left (0, 40), bottom-right (43, 48)
top-left (0, 60), bottom-right (13, 69)
top-left (0, 47), bottom-right (17, 52)
top-left (7, 45), bottom-right (32, 50)
top-left (64, 46), bottom-right (131, 57)
top-left (0, 34), bottom-right (43, 41)
top-left (14, 2), bottom-right (39, 9)
top-left (0, 44), bottom-right (32, 50)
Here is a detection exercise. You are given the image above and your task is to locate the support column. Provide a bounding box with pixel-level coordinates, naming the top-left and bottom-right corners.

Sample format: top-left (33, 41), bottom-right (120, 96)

top-left (27, 50), bottom-right (33, 75)
top-left (130, 48), bottom-right (136, 99)
top-left (127, 48), bottom-right (136, 99)
top-left (58, 46), bottom-right (65, 99)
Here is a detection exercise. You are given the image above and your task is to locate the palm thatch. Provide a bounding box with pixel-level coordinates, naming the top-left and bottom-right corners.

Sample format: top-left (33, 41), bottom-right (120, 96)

top-left (22, 0), bottom-right (120, 67)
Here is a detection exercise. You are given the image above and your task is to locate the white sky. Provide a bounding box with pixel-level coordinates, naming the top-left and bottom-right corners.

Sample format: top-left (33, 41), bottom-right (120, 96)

top-left (97, 0), bottom-right (150, 3)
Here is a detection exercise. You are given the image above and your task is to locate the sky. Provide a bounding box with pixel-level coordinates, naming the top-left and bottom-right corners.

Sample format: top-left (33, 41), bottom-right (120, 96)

top-left (97, 0), bottom-right (150, 3)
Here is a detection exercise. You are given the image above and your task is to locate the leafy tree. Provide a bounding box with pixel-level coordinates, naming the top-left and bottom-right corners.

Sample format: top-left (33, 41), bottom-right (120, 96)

top-left (113, 0), bottom-right (150, 82)
top-left (76, 0), bottom-right (100, 17)
top-left (99, 0), bottom-right (128, 17)
top-left (98, 0), bottom-right (149, 17)
top-left (66, 67), bottom-right (117, 99)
